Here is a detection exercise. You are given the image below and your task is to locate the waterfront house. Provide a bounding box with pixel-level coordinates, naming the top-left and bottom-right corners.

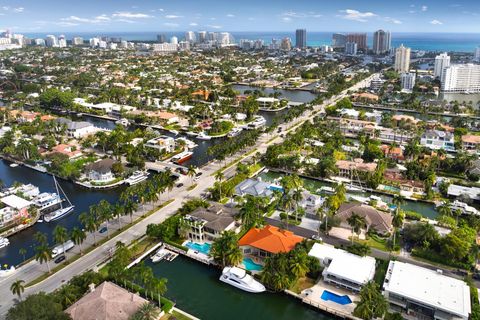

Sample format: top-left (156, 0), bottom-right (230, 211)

top-left (336, 202), bottom-right (393, 235)
top-left (181, 203), bottom-right (238, 243)
top-left (335, 159), bottom-right (377, 178)
top-left (461, 135), bottom-right (480, 153)
top-left (234, 179), bottom-right (274, 198)
top-left (299, 191), bottom-right (325, 215)
top-left (55, 118), bottom-right (97, 139)
top-left (0, 194), bottom-right (32, 227)
top-left (50, 144), bottom-right (83, 159)
top-left (238, 225), bottom-right (303, 261)
top-left (144, 135), bottom-right (176, 154)
top-left (383, 169), bottom-right (424, 194)
top-left (380, 145), bottom-right (405, 161)
top-left (382, 261), bottom-right (471, 320)
top-left (84, 158), bottom-right (116, 183)
top-left (308, 243), bottom-right (376, 292)
top-left (391, 114), bottom-right (420, 126)
top-left (420, 130), bottom-right (455, 152)
top-left (65, 281), bottom-right (151, 320)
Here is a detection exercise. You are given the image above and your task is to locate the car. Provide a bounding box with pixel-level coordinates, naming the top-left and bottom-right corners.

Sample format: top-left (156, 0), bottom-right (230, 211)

top-left (195, 172), bottom-right (203, 177)
top-left (177, 183), bottom-right (184, 188)
top-left (311, 235), bottom-right (322, 241)
top-left (99, 226), bottom-right (108, 234)
top-left (54, 255), bottom-right (66, 264)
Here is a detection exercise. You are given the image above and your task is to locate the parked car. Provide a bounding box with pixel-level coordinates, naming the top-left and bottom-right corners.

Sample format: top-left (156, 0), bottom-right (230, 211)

top-left (195, 172), bottom-right (203, 177)
top-left (177, 183), bottom-right (184, 188)
top-left (99, 226), bottom-right (108, 234)
top-left (311, 235), bottom-right (322, 241)
top-left (54, 255), bottom-right (66, 264)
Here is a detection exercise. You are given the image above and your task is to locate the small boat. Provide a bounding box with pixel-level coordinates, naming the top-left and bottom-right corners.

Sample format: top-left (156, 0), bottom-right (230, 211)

top-left (317, 186), bottom-right (335, 194)
top-left (0, 236), bottom-right (10, 249)
top-left (125, 171), bottom-right (149, 186)
top-left (186, 131), bottom-right (198, 137)
top-left (346, 185), bottom-right (364, 193)
top-left (442, 200), bottom-right (479, 216)
top-left (151, 248), bottom-right (168, 263)
top-left (33, 192), bottom-right (63, 212)
top-left (228, 127), bottom-right (243, 138)
top-left (44, 176), bottom-right (75, 222)
top-left (176, 137), bottom-right (197, 149)
top-left (115, 118), bottom-right (129, 126)
top-left (172, 151), bottom-right (193, 164)
top-left (196, 132), bottom-right (212, 140)
top-left (170, 130), bottom-right (179, 136)
top-left (219, 266), bottom-right (266, 293)
top-left (9, 163), bottom-right (18, 168)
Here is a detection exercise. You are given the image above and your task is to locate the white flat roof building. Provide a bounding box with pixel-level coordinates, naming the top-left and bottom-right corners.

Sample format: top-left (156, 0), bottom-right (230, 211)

top-left (441, 64), bottom-right (480, 93)
top-left (308, 243), bottom-right (376, 292)
top-left (1, 194), bottom-right (32, 210)
top-left (383, 261), bottom-right (471, 320)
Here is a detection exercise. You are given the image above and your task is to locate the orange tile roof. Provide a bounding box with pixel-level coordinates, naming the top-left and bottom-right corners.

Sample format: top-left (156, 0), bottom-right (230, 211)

top-left (238, 225), bottom-right (303, 254)
top-left (462, 135), bottom-right (480, 144)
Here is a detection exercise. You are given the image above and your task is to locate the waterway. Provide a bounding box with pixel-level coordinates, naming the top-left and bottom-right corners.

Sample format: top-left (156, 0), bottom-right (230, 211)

top-left (232, 84), bottom-right (318, 103)
top-left (0, 159), bottom-right (122, 266)
top-left (257, 171), bottom-right (438, 219)
top-left (146, 256), bottom-right (329, 320)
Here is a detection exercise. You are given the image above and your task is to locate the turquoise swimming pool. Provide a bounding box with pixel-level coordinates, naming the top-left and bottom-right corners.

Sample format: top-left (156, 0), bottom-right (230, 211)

top-left (185, 242), bottom-right (211, 255)
top-left (243, 257), bottom-right (263, 271)
top-left (320, 290), bottom-right (352, 305)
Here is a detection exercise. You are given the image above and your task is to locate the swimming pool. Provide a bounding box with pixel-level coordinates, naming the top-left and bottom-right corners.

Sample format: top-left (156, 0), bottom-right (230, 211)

top-left (268, 185), bottom-right (284, 192)
top-left (320, 290), bottom-right (352, 305)
top-left (185, 242), bottom-right (211, 255)
top-left (243, 258), bottom-right (263, 271)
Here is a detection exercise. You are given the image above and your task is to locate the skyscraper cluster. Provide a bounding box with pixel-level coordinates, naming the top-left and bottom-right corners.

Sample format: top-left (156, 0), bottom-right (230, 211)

top-left (372, 30), bottom-right (391, 55)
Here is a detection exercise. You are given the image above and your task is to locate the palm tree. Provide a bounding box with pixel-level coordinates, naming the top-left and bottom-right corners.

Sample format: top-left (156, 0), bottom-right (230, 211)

top-left (214, 171), bottom-right (225, 200)
top-left (210, 231), bottom-right (243, 267)
top-left (71, 227), bottom-right (86, 255)
top-left (289, 251), bottom-right (309, 278)
top-left (97, 200), bottom-right (113, 238)
top-left (79, 212), bottom-right (99, 246)
top-left (123, 199), bottom-right (138, 223)
top-left (19, 248), bottom-right (26, 263)
top-left (130, 303), bottom-right (160, 320)
top-left (35, 244), bottom-right (52, 273)
top-left (10, 279), bottom-right (25, 301)
top-left (187, 165), bottom-right (197, 186)
top-left (347, 213), bottom-right (366, 244)
top-left (53, 225), bottom-right (69, 259)
top-left (391, 195), bottom-right (405, 248)
top-left (353, 281), bottom-right (388, 319)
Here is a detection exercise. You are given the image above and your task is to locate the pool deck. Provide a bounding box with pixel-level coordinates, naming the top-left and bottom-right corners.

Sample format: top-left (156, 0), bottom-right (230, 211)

top-left (298, 282), bottom-right (360, 319)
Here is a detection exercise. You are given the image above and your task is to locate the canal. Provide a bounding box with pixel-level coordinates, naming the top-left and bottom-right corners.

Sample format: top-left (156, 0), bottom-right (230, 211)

top-left (146, 256), bottom-right (330, 320)
top-left (257, 171), bottom-right (438, 219)
top-left (232, 84), bottom-right (319, 103)
top-left (0, 159), bottom-right (122, 266)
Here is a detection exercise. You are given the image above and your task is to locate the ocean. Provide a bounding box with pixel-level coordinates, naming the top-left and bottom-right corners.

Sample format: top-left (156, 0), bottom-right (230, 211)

top-left (23, 31), bottom-right (480, 53)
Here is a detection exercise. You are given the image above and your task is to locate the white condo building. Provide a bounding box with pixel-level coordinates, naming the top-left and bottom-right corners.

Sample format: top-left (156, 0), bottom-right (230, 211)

top-left (45, 35), bottom-right (58, 47)
top-left (383, 261), bottom-right (471, 320)
top-left (434, 52), bottom-right (450, 78)
top-left (475, 46), bottom-right (480, 62)
top-left (185, 31), bottom-right (196, 43)
top-left (394, 44), bottom-right (411, 73)
top-left (441, 64), bottom-right (480, 93)
top-left (400, 72), bottom-right (416, 91)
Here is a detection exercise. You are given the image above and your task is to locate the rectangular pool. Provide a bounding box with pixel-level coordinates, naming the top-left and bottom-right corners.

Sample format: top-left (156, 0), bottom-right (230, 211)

top-left (320, 290), bottom-right (352, 305)
top-left (185, 241), bottom-right (211, 255)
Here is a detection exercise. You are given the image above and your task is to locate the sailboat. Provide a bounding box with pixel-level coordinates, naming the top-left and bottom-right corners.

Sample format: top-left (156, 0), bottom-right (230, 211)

top-left (44, 176), bottom-right (75, 222)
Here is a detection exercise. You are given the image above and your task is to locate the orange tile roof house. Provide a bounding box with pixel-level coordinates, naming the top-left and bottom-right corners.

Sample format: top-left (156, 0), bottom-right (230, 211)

top-left (65, 281), bottom-right (150, 320)
top-left (462, 135), bottom-right (480, 152)
top-left (239, 225), bottom-right (303, 260)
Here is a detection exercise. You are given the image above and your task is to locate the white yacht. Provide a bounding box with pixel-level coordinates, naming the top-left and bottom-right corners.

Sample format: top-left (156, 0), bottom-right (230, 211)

top-left (447, 200), bottom-right (479, 216)
top-left (228, 127), bottom-right (243, 138)
top-left (9, 163), bottom-right (18, 168)
top-left (151, 248), bottom-right (168, 263)
top-left (33, 192), bottom-right (63, 212)
top-left (317, 186), bottom-right (335, 194)
top-left (176, 137), bottom-right (198, 149)
top-left (0, 237), bottom-right (10, 249)
top-left (115, 118), bottom-right (129, 126)
top-left (247, 116), bottom-right (267, 130)
top-left (170, 130), bottom-right (179, 136)
top-left (346, 185), bottom-right (364, 193)
top-left (196, 132), bottom-right (212, 140)
top-left (44, 176), bottom-right (75, 222)
top-left (219, 266), bottom-right (266, 293)
top-left (125, 171), bottom-right (149, 186)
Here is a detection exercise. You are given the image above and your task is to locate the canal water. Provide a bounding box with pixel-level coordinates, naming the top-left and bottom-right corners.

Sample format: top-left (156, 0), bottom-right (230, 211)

top-left (146, 256), bottom-right (330, 320)
top-left (257, 171), bottom-right (438, 219)
top-left (232, 84), bottom-right (318, 103)
top-left (0, 159), bottom-right (122, 266)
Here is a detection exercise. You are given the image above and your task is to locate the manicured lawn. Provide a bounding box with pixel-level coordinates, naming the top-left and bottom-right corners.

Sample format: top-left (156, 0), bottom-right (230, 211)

top-left (162, 310), bottom-right (195, 320)
top-left (290, 276), bottom-right (316, 294)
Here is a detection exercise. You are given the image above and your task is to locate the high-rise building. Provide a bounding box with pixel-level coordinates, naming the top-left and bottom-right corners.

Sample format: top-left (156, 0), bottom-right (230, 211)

top-left (346, 33), bottom-right (367, 51)
top-left (198, 31), bottom-right (207, 43)
top-left (434, 52), bottom-right (451, 79)
top-left (400, 72), bottom-right (416, 91)
top-left (295, 29), bottom-right (306, 49)
top-left (280, 37), bottom-right (292, 51)
top-left (58, 35), bottom-right (67, 48)
top-left (72, 37), bottom-right (84, 46)
top-left (441, 64), bottom-right (480, 93)
top-left (394, 44), bottom-right (411, 73)
top-left (332, 33), bottom-right (347, 48)
top-left (219, 32), bottom-right (232, 45)
top-left (45, 35), bottom-right (58, 47)
top-left (345, 42), bottom-right (358, 55)
top-left (185, 31), bottom-right (196, 43)
top-left (157, 34), bottom-right (166, 43)
top-left (372, 30), bottom-right (391, 55)
top-left (89, 37), bottom-right (100, 48)
top-left (170, 36), bottom-right (178, 45)
top-left (474, 46), bottom-right (480, 62)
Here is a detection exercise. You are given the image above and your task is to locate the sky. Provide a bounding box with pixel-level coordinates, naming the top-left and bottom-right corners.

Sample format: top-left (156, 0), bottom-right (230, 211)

top-left (0, 0), bottom-right (480, 33)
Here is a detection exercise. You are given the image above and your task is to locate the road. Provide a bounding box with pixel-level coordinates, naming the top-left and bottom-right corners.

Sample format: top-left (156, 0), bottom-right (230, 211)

top-left (0, 73), bottom-right (376, 317)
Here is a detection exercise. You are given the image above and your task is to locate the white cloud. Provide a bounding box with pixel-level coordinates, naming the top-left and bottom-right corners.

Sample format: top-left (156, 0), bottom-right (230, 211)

top-left (280, 11), bottom-right (322, 19)
top-left (95, 14), bottom-right (110, 21)
top-left (282, 17), bottom-right (292, 22)
top-left (55, 22), bottom-right (79, 27)
top-left (339, 9), bottom-right (377, 22)
top-left (13, 7), bottom-right (24, 13)
top-left (189, 22), bottom-right (198, 26)
top-left (226, 14), bottom-right (235, 18)
top-left (164, 22), bottom-right (179, 27)
top-left (421, 5), bottom-right (428, 11)
top-left (165, 14), bottom-right (183, 19)
top-left (112, 12), bottom-right (152, 19)
top-left (61, 15), bottom-right (110, 24)
top-left (430, 19), bottom-right (443, 24)
top-left (116, 19), bottom-right (136, 24)
top-left (2, 6), bottom-right (24, 13)
top-left (384, 17), bottom-right (402, 24)
top-left (409, 10), bottom-right (416, 14)
top-left (208, 24), bottom-right (222, 29)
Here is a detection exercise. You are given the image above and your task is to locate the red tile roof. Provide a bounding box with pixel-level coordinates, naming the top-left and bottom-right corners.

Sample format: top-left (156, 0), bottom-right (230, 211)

top-left (238, 225), bottom-right (303, 254)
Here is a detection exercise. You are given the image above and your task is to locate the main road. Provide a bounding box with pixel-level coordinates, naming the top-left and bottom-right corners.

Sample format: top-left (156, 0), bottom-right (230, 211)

top-left (0, 73), bottom-right (376, 318)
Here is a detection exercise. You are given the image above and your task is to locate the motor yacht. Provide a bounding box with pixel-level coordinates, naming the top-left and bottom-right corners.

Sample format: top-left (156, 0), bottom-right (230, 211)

top-left (219, 266), bottom-right (266, 293)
